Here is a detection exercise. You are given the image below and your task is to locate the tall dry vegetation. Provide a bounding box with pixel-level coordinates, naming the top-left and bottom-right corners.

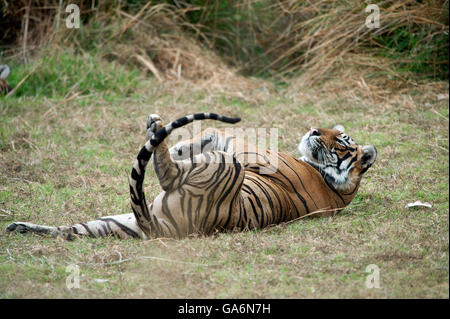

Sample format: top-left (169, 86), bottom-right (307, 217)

top-left (183, 0), bottom-right (449, 79)
top-left (0, 0), bottom-right (448, 97)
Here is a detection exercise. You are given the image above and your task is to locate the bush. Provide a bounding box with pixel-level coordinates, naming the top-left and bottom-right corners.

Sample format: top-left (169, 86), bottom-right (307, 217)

top-left (1, 0), bottom-right (448, 82)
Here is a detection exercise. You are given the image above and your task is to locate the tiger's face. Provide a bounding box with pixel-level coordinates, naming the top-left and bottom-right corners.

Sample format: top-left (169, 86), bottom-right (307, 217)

top-left (298, 125), bottom-right (377, 191)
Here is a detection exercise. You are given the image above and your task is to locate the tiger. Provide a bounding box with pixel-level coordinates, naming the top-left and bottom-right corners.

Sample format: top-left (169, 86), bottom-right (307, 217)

top-left (6, 112), bottom-right (377, 240)
top-left (0, 64), bottom-right (11, 95)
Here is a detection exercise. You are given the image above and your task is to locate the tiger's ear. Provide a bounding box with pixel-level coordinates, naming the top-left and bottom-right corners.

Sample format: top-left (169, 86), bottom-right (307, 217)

top-left (361, 145), bottom-right (377, 170)
top-left (0, 65), bottom-right (11, 80)
top-left (333, 124), bottom-right (345, 133)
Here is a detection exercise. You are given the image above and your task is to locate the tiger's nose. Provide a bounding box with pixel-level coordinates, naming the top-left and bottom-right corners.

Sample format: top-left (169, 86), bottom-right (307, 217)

top-left (310, 127), bottom-right (320, 136)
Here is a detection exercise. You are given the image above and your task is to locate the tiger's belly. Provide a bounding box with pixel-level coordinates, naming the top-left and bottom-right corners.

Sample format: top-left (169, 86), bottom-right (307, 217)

top-left (148, 166), bottom-right (343, 237)
top-left (149, 184), bottom-right (242, 237)
top-left (230, 169), bottom-right (347, 230)
top-left (231, 174), bottom-right (300, 230)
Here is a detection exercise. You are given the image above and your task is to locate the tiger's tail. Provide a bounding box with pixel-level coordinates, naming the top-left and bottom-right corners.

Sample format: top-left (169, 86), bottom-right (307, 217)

top-left (129, 113), bottom-right (241, 234)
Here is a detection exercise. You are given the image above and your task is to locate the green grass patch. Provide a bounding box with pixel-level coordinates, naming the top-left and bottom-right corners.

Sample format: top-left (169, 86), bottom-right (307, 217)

top-left (6, 50), bottom-right (143, 97)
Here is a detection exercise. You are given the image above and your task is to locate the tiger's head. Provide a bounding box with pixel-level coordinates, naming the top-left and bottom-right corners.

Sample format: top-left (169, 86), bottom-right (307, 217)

top-left (0, 64), bottom-right (11, 95)
top-left (298, 125), bottom-right (377, 192)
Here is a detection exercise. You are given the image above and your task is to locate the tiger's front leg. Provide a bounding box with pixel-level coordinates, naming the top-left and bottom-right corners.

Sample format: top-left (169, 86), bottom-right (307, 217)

top-left (169, 127), bottom-right (242, 161)
top-left (169, 128), bottom-right (275, 176)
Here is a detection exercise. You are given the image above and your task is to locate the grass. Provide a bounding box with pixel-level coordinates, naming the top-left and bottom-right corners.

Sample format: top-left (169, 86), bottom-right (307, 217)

top-left (6, 50), bottom-right (142, 97)
top-left (0, 52), bottom-right (448, 298)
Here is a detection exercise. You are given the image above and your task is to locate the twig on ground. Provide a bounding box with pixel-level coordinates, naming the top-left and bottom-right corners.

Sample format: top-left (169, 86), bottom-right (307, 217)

top-left (5, 61), bottom-right (42, 98)
top-left (103, 255), bottom-right (214, 267)
top-left (135, 54), bottom-right (163, 82)
top-left (42, 91), bottom-right (82, 118)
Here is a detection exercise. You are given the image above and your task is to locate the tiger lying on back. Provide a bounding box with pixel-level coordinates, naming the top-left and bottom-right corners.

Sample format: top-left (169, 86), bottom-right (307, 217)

top-left (6, 113), bottom-right (377, 240)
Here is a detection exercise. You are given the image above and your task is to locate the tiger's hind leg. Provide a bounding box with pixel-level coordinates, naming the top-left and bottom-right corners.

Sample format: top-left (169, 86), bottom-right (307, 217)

top-left (137, 150), bottom-right (246, 238)
top-left (129, 114), bottom-right (187, 237)
top-left (147, 114), bottom-right (185, 191)
top-left (148, 116), bottom-right (246, 236)
top-left (130, 113), bottom-right (246, 239)
top-left (6, 213), bottom-right (145, 240)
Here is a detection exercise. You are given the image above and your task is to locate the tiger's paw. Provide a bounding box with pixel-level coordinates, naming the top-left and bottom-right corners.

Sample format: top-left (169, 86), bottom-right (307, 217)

top-left (146, 114), bottom-right (164, 140)
top-left (6, 222), bottom-right (54, 236)
top-left (6, 222), bottom-right (31, 234)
